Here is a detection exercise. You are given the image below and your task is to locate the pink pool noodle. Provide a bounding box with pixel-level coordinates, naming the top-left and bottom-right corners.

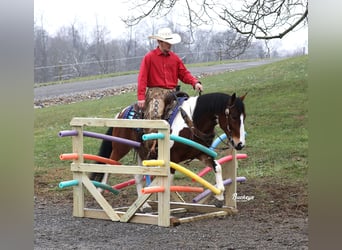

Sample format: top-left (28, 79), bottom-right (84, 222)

top-left (141, 186), bottom-right (204, 194)
top-left (112, 175), bottom-right (153, 190)
top-left (194, 154), bottom-right (248, 181)
top-left (113, 179), bottom-right (136, 190)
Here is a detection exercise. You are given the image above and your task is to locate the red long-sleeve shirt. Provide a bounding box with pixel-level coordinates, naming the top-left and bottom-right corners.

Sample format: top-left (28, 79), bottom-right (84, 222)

top-left (137, 47), bottom-right (199, 100)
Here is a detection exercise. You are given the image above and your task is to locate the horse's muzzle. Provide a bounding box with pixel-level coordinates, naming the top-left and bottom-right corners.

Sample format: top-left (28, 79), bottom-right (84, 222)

top-left (235, 142), bottom-right (244, 150)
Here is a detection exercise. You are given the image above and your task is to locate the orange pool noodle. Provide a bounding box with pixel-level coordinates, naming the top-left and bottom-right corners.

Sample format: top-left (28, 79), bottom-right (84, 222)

top-left (59, 153), bottom-right (121, 165)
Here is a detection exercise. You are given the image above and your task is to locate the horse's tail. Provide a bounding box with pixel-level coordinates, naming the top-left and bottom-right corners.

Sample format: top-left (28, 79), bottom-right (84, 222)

top-left (88, 127), bottom-right (113, 182)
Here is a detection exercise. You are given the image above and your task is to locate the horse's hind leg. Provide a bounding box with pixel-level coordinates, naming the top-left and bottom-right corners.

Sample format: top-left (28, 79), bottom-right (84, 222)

top-left (89, 128), bottom-right (114, 182)
top-left (135, 156), bottom-right (153, 213)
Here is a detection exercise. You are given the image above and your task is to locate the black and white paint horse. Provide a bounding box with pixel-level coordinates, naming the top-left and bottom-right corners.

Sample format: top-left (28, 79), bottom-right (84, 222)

top-left (90, 92), bottom-right (247, 211)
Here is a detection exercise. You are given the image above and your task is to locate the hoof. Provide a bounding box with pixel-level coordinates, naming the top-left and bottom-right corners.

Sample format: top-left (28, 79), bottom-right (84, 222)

top-left (140, 206), bottom-right (153, 213)
top-left (214, 199), bottom-right (224, 208)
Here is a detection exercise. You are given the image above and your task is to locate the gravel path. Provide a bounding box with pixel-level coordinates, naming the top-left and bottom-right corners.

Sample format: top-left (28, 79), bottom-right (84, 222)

top-left (34, 201), bottom-right (308, 249)
top-left (34, 178), bottom-right (308, 249)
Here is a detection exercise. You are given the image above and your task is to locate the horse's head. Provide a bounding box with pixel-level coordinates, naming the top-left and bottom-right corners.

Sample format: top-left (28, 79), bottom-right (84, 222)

top-left (218, 93), bottom-right (247, 150)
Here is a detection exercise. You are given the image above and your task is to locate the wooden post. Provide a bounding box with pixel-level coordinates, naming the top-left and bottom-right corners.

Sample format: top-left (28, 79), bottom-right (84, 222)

top-left (223, 148), bottom-right (237, 209)
top-left (72, 125), bottom-right (84, 217)
top-left (157, 125), bottom-right (171, 227)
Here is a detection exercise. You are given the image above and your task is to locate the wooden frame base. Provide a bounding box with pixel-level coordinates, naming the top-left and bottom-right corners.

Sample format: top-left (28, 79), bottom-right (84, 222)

top-left (65, 117), bottom-right (239, 227)
top-left (81, 201), bottom-right (237, 227)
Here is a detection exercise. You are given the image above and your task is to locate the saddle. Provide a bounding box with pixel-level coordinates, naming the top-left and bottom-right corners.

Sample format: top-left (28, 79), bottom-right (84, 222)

top-left (121, 91), bottom-right (190, 159)
top-left (122, 91), bottom-right (189, 127)
top-left (163, 91), bottom-right (189, 124)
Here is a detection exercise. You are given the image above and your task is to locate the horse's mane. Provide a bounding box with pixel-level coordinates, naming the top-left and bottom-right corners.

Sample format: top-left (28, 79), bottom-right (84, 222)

top-left (192, 93), bottom-right (245, 127)
top-left (192, 93), bottom-right (230, 126)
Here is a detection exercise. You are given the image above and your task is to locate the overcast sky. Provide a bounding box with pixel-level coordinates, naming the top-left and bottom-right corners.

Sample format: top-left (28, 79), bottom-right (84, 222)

top-left (34, 0), bottom-right (308, 53)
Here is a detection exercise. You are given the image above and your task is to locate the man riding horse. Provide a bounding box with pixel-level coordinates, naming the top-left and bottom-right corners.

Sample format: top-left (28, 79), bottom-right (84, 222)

top-left (136, 27), bottom-right (203, 155)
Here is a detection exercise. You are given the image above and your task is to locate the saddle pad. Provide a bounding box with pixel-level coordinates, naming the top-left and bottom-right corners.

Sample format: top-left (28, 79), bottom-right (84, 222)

top-left (122, 105), bottom-right (142, 120)
top-left (166, 97), bottom-right (188, 125)
top-left (122, 96), bottom-right (188, 126)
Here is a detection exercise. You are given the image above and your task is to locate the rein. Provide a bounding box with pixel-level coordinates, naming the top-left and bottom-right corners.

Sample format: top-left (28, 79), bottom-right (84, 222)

top-left (178, 106), bottom-right (216, 149)
top-left (213, 129), bottom-right (231, 150)
top-left (179, 93), bottom-right (237, 150)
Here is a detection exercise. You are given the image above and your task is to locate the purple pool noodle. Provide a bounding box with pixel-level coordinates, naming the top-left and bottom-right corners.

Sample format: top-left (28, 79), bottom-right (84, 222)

top-left (58, 130), bottom-right (79, 137)
top-left (192, 176), bottom-right (247, 203)
top-left (83, 131), bottom-right (140, 147)
top-left (192, 179), bottom-right (232, 203)
top-left (58, 130), bottom-right (140, 147)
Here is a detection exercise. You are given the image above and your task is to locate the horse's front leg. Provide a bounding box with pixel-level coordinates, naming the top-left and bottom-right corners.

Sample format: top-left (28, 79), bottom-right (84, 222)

top-left (213, 160), bottom-right (225, 207)
top-left (199, 156), bottom-right (225, 207)
top-left (94, 173), bottom-right (109, 193)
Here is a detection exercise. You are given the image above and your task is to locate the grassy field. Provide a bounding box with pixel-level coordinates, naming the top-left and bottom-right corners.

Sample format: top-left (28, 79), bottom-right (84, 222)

top-left (34, 55), bottom-right (308, 196)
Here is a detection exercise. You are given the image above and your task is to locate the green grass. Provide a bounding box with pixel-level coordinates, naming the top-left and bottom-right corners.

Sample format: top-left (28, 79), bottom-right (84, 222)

top-left (34, 56), bottom-right (308, 185)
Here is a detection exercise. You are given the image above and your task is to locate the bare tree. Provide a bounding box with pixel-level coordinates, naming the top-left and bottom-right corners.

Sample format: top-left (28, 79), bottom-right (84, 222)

top-left (34, 25), bottom-right (49, 83)
top-left (217, 0), bottom-right (308, 40)
top-left (209, 30), bottom-right (252, 60)
top-left (47, 24), bottom-right (89, 80)
top-left (34, 15), bottom-right (50, 83)
top-left (89, 19), bottom-right (111, 74)
top-left (122, 0), bottom-right (308, 41)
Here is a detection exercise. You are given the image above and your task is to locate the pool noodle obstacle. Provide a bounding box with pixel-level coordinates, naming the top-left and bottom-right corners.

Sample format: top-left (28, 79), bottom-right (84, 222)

top-left (58, 117), bottom-right (246, 227)
top-left (209, 132), bottom-right (247, 150)
top-left (143, 160), bottom-right (221, 195)
top-left (59, 129), bottom-right (140, 148)
top-left (195, 154), bottom-right (248, 180)
top-left (59, 179), bottom-right (119, 195)
top-left (60, 153), bottom-right (153, 191)
top-left (60, 153), bottom-right (121, 165)
top-left (192, 177), bottom-right (247, 203)
top-left (142, 133), bottom-right (217, 158)
top-left (112, 176), bottom-right (152, 190)
top-left (141, 186), bottom-right (204, 194)
top-left (209, 133), bottom-right (227, 150)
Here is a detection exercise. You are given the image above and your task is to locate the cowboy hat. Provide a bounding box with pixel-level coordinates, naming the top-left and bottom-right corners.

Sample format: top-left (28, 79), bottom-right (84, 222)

top-left (148, 28), bottom-right (181, 45)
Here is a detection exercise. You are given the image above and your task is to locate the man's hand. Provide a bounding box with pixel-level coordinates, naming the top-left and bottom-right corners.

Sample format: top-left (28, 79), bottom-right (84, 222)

top-left (194, 82), bottom-right (203, 92)
top-left (137, 100), bottom-right (145, 109)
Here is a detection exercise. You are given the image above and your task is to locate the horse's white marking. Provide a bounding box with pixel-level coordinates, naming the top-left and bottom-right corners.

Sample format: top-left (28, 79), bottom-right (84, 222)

top-left (213, 161), bottom-right (225, 201)
top-left (239, 114), bottom-right (246, 146)
top-left (96, 172), bottom-right (109, 192)
top-left (169, 96), bottom-right (198, 148)
top-left (134, 174), bottom-right (144, 195)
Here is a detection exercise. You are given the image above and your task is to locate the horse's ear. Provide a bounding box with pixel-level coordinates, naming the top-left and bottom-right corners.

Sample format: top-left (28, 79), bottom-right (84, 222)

top-left (229, 93), bottom-right (236, 106)
top-left (240, 92), bottom-right (247, 101)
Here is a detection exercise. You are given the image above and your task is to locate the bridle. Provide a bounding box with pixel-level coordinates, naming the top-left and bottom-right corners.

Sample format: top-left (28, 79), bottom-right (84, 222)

top-left (224, 104), bottom-right (237, 148)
